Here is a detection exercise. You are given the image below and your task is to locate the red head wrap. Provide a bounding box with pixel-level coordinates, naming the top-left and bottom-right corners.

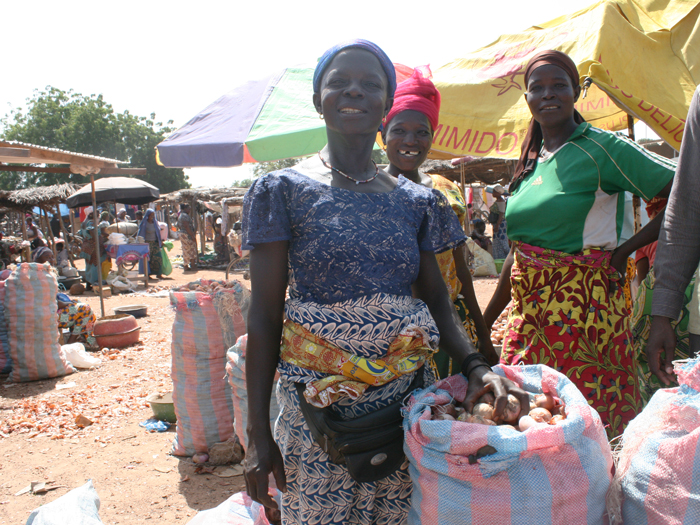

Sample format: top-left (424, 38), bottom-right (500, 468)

top-left (384, 66), bottom-right (441, 131)
top-left (510, 50), bottom-right (584, 191)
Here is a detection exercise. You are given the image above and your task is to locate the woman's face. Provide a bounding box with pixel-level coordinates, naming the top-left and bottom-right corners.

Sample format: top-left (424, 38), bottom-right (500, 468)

top-left (147, 213), bottom-right (155, 223)
top-left (525, 64), bottom-right (581, 129)
top-left (314, 49), bottom-right (392, 136)
top-left (383, 110), bottom-right (432, 173)
top-left (37, 252), bottom-right (54, 265)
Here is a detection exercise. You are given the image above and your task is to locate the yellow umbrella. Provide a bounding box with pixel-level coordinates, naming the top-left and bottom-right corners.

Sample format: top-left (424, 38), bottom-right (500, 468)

top-left (430, 0), bottom-right (700, 159)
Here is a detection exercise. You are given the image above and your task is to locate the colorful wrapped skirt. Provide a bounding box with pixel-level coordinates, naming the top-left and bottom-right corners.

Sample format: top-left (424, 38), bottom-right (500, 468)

top-left (501, 242), bottom-right (641, 438)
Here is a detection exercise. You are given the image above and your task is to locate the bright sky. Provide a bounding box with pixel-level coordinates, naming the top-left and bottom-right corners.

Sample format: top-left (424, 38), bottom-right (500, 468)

top-left (4, 0), bottom-right (603, 187)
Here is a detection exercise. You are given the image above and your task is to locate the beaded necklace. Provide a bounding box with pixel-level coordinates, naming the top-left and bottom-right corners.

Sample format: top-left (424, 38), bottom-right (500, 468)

top-left (318, 152), bottom-right (379, 185)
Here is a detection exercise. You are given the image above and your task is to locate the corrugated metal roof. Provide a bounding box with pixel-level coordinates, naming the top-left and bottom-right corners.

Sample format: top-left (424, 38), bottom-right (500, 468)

top-left (0, 140), bottom-right (126, 165)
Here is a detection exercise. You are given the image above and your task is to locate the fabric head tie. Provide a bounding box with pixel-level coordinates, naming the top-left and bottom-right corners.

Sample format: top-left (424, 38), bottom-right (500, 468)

top-left (313, 39), bottom-right (397, 97)
top-left (384, 66), bottom-right (441, 131)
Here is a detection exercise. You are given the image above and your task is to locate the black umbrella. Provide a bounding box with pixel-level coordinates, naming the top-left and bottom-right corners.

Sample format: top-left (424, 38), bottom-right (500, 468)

top-left (66, 177), bottom-right (159, 208)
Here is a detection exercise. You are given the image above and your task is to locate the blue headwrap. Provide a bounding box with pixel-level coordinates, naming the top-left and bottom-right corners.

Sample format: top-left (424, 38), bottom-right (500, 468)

top-left (312, 39), bottom-right (397, 97)
top-left (137, 209), bottom-right (162, 247)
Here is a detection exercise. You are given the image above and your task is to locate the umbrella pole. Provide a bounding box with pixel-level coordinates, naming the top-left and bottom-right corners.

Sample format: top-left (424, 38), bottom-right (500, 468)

top-left (55, 204), bottom-right (76, 268)
top-left (627, 115), bottom-right (642, 234)
top-left (90, 173), bottom-right (105, 318)
top-left (115, 201), bottom-right (120, 234)
top-left (20, 214), bottom-right (30, 262)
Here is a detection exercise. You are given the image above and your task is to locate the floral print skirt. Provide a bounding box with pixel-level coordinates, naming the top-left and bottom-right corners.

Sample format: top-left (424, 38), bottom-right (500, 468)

top-left (500, 242), bottom-right (641, 438)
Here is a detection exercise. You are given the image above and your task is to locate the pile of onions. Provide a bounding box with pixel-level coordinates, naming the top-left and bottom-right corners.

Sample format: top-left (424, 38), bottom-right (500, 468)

top-left (174, 281), bottom-right (237, 293)
top-left (490, 305), bottom-right (512, 346)
top-left (430, 392), bottom-right (567, 431)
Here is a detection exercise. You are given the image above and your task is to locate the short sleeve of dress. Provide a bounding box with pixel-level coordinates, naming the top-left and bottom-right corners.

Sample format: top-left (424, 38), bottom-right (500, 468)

top-left (599, 132), bottom-right (675, 201)
top-left (241, 173), bottom-right (292, 250)
top-left (418, 189), bottom-right (467, 253)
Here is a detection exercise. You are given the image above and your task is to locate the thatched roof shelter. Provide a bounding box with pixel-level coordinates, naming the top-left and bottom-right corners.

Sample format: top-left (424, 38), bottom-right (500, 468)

top-left (420, 157), bottom-right (516, 186)
top-left (0, 183), bottom-right (79, 211)
top-left (158, 187), bottom-right (247, 206)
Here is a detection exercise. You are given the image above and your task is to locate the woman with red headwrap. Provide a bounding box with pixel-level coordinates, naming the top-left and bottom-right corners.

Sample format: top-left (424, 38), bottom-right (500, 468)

top-left (382, 67), bottom-right (499, 377)
top-left (483, 50), bottom-right (676, 437)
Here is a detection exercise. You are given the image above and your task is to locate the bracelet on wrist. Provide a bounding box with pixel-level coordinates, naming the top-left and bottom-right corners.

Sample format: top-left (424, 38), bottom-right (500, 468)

top-left (461, 353), bottom-right (492, 378)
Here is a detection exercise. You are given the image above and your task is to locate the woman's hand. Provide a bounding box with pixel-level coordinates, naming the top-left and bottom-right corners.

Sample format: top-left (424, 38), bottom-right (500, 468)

top-left (609, 248), bottom-right (629, 280)
top-left (463, 366), bottom-right (530, 422)
top-left (244, 430), bottom-right (287, 509)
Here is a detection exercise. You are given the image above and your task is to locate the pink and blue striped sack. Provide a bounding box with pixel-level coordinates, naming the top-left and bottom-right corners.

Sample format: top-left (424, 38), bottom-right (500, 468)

top-left (226, 334), bottom-right (281, 449)
top-left (404, 364), bottom-right (613, 525)
top-left (0, 277), bottom-right (11, 375)
top-left (170, 280), bottom-right (249, 456)
top-left (616, 357), bottom-right (700, 525)
top-left (4, 263), bottom-right (75, 382)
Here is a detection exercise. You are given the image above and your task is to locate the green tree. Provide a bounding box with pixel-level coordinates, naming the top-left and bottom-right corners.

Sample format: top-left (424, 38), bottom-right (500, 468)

top-left (252, 157), bottom-right (304, 178)
top-left (231, 178), bottom-right (254, 188)
top-left (0, 86), bottom-right (190, 192)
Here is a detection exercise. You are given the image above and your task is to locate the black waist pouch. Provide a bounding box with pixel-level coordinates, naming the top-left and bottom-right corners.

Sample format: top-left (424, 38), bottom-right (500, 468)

top-left (295, 372), bottom-right (423, 483)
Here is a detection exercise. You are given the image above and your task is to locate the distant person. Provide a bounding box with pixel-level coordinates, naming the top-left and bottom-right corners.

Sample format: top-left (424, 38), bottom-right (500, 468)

top-left (178, 204), bottom-right (197, 271)
top-left (487, 184), bottom-right (510, 259)
top-left (137, 209), bottom-right (163, 279)
top-left (50, 214), bottom-right (61, 238)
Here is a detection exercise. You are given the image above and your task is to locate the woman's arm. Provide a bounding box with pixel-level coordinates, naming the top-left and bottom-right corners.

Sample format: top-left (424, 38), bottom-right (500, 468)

top-left (483, 247), bottom-right (515, 328)
top-left (244, 240), bottom-right (289, 508)
top-left (453, 244), bottom-right (499, 365)
top-left (610, 180), bottom-right (672, 275)
top-left (413, 251), bottom-right (528, 419)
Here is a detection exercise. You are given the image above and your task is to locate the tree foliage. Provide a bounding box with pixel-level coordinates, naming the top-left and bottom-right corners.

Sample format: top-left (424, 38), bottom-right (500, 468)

top-left (0, 86), bottom-right (190, 192)
top-left (252, 157), bottom-right (303, 178)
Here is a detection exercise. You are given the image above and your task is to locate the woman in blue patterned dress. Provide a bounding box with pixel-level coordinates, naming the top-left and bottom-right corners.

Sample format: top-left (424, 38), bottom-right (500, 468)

top-left (242, 40), bottom-right (528, 525)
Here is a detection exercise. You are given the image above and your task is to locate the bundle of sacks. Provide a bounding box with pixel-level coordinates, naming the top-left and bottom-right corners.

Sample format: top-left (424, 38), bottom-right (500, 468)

top-left (614, 356), bottom-right (700, 524)
top-left (404, 364), bottom-right (613, 524)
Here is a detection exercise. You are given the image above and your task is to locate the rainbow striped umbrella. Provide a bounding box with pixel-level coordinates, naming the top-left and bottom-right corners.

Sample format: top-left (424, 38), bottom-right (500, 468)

top-left (156, 64), bottom-right (413, 168)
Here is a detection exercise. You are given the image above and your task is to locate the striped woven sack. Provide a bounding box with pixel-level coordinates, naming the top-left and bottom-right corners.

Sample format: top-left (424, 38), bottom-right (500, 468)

top-left (404, 364), bottom-right (612, 525)
top-left (225, 334), bottom-right (280, 449)
top-left (170, 280), bottom-right (248, 456)
top-left (4, 263), bottom-right (75, 382)
top-left (0, 280), bottom-right (11, 375)
top-left (616, 357), bottom-right (700, 525)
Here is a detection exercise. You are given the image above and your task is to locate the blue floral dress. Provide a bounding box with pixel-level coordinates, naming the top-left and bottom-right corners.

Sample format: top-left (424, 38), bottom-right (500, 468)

top-left (242, 169), bottom-right (466, 525)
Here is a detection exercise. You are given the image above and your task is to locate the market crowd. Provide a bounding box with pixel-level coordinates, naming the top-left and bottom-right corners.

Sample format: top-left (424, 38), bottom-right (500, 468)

top-left (239, 39), bottom-right (700, 524)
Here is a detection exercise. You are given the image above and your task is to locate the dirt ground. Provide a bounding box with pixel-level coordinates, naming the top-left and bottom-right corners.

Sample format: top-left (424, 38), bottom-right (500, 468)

top-left (0, 240), bottom-right (499, 524)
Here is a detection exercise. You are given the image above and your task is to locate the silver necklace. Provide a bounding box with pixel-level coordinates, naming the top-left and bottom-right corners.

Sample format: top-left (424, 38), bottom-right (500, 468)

top-left (318, 152), bottom-right (379, 185)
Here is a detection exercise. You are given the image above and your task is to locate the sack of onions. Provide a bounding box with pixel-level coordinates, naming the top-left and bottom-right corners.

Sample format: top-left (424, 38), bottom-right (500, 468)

top-left (613, 357), bottom-right (700, 525)
top-left (403, 364), bottom-right (612, 525)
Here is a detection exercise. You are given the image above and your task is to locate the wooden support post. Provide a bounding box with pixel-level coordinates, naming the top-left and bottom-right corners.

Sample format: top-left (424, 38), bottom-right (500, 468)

top-left (459, 163), bottom-right (470, 233)
top-left (89, 173), bottom-right (105, 318)
top-left (55, 204), bottom-right (76, 268)
top-left (199, 212), bottom-right (206, 256)
top-left (20, 214), bottom-right (29, 262)
top-left (41, 208), bottom-right (58, 262)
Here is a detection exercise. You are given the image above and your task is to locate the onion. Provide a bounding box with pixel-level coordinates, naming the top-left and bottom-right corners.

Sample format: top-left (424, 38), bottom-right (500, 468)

top-left (499, 424), bottom-right (518, 431)
top-left (476, 393), bottom-right (495, 406)
top-left (549, 414), bottom-right (566, 425)
top-left (517, 415), bottom-right (546, 432)
top-left (535, 393), bottom-right (557, 411)
top-left (468, 415), bottom-right (497, 426)
top-left (192, 453), bottom-right (209, 464)
top-left (503, 395), bottom-right (521, 423)
top-left (472, 403), bottom-right (495, 420)
top-left (457, 411), bottom-right (469, 422)
top-left (529, 407), bottom-right (552, 423)
top-left (435, 414), bottom-right (455, 421)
